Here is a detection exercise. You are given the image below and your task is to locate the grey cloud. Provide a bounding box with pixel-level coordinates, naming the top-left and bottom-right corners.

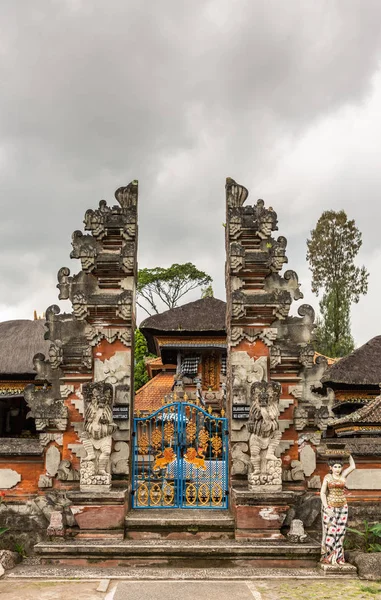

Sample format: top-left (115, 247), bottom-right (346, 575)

top-left (1, 0), bottom-right (381, 346)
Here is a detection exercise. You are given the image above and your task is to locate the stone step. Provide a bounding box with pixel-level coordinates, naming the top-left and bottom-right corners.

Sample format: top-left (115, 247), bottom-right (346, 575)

top-left (7, 563), bottom-right (358, 580)
top-left (125, 509), bottom-right (235, 539)
top-left (35, 538), bottom-right (321, 569)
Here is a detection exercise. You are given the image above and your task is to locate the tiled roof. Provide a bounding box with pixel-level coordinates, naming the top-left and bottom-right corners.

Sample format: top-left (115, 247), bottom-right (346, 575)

top-left (313, 351), bottom-right (338, 366)
top-left (333, 394), bottom-right (381, 426)
top-left (134, 372), bottom-right (174, 413)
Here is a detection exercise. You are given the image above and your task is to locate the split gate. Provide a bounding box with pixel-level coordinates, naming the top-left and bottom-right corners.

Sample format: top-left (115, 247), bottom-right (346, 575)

top-left (132, 401), bottom-right (229, 509)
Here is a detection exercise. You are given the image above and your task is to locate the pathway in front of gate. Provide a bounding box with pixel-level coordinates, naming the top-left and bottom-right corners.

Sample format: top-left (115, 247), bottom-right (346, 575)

top-left (0, 578), bottom-right (378, 600)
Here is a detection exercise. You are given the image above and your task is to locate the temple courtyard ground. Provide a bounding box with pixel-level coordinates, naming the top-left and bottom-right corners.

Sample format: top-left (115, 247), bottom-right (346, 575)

top-left (1, 575), bottom-right (380, 600)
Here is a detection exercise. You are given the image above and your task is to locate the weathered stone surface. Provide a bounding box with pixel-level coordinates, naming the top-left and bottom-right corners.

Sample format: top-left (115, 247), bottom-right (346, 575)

top-left (307, 475), bottom-right (321, 489)
top-left (0, 469), bottom-right (21, 489)
top-left (0, 550), bottom-right (21, 570)
top-left (299, 444), bottom-right (316, 477)
top-left (111, 441), bottom-right (129, 475)
top-left (0, 438), bottom-right (43, 456)
top-left (235, 504), bottom-right (289, 530)
top-left (347, 469), bottom-right (381, 490)
top-left (45, 445), bottom-right (61, 477)
top-left (70, 505), bottom-right (125, 529)
top-left (47, 511), bottom-right (65, 536)
top-left (0, 564), bottom-right (4, 578)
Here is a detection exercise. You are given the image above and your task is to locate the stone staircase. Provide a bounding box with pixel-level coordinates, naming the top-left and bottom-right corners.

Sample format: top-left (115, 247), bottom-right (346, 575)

top-left (34, 537), bottom-right (321, 568)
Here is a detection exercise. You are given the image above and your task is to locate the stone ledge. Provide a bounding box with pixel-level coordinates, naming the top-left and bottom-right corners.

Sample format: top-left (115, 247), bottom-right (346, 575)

top-left (66, 490), bottom-right (127, 505)
top-left (0, 438), bottom-right (43, 456)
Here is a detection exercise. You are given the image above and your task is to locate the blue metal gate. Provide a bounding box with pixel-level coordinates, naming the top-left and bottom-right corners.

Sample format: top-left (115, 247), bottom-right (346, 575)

top-left (132, 401), bottom-right (229, 509)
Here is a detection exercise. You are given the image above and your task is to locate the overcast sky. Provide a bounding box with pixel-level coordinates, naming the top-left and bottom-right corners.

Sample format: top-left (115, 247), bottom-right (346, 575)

top-left (1, 0), bottom-right (381, 347)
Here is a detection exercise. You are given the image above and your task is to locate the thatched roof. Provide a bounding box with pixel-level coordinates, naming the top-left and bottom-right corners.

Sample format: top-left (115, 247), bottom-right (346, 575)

top-left (322, 336), bottom-right (381, 387)
top-left (140, 297), bottom-right (226, 354)
top-left (0, 319), bottom-right (50, 375)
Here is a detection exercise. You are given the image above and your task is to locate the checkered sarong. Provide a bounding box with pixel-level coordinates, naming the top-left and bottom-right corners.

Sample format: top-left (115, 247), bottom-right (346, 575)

top-left (180, 356), bottom-right (200, 377)
top-left (221, 355), bottom-right (227, 376)
top-left (321, 504), bottom-right (348, 564)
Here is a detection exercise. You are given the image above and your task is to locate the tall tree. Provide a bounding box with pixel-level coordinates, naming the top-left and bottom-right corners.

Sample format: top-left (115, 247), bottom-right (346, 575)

top-left (306, 210), bottom-right (369, 357)
top-left (134, 329), bottom-right (156, 392)
top-left (137, 263), bottom-right (212, 316)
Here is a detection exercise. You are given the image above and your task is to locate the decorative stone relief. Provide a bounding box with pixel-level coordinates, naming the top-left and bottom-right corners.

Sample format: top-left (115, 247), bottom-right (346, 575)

top-left (231, 352), bottom-right (267, 406)
top-left (0, 469), bottom-right (21, 489)
top-left (294, 406), bottom-right (308, 431)
top-left (282, 460), bottom-right (305, 482)
top-left (231, 442), bottom-right (250, 475)
top-left (39, 433), bottom-right (63, 447)
top-left (79, 381), bottom-right (117, 491)
top-left (24, 385), bottom-right (68, 431)
top-left (111, 441), bottom-right (129, 475)
top-left (247, 381), bottom-right (282, 491)
top-left (57, 460), bottom-right (80, 481)
top-left (94, 351), bottom-right (131, 386)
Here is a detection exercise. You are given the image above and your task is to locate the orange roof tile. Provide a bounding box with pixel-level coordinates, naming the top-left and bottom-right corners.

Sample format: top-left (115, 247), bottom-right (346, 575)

top-left (134, 372), bottom-right (174, 413)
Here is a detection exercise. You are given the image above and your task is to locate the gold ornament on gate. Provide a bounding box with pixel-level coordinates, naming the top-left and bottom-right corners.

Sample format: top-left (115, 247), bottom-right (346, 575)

top-left (138, 432), bottom-right (149, 455)
top-left (198, 427), bottom-right (209, 450)
top-left (186, 420), bottom-right (197, 443)
top-left (211, 433), bottom-right (223, 457)
top-left (164, 421), bottom-right (174, 443)
top-left (152, 447), bottom-right (176, 472)
top-left (151, 427), bottom-right (162, 449)
top-left (184, 447), bottom-right (207, 470)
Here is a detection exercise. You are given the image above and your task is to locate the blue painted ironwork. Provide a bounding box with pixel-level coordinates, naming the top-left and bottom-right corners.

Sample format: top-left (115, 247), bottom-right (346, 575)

top-left (132, 401), bottom-right (229, 509)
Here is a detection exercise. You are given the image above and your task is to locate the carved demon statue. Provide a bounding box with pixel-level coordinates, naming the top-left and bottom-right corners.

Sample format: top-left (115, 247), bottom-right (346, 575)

top-left (80, 381), bottom-right (117, 490)
top-left (247, 380), bottom-right (282, 491)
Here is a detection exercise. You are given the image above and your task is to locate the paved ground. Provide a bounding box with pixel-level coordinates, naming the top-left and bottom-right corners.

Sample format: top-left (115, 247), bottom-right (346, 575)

top-left (1, 578), bottom-right (380, 600)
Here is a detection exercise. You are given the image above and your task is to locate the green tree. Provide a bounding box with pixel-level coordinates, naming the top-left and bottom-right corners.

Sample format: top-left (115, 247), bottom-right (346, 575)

top-left (137, 263), bottom-right (212, 316)
top-left (201, 284), bottom-right (214, 298)
top-left (134, 329), bottom-right (156, 392)
top-left (306, 210), bottom-right (369, 357)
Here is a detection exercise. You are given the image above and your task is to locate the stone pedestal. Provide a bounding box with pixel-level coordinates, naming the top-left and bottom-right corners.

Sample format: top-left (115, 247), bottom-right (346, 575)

top-left (232, 487), bottom-right (298, 539)
top-left (319, 562), bottom-right (357, 575)
top-left (67, 489), bottom-right (127, 539)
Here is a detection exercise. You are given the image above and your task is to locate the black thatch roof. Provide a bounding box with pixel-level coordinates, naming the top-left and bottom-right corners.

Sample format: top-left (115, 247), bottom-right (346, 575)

top-left (0, 319), bottom-right (50, 376)
top-left (140, 297), bottom-right (226, 354)
top-left (322, 336), bottom-right (381, 387)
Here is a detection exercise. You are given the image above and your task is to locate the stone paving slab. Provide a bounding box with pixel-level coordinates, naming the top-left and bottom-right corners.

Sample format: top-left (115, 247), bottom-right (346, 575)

top-left (113, 581), bottom-right (255, 600)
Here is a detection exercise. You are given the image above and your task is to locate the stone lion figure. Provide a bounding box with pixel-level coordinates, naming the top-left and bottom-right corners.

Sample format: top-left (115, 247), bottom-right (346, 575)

top-left (80, 381), bottom-right (116, 477)
top-left (247, 380), bottom-right (281, 476)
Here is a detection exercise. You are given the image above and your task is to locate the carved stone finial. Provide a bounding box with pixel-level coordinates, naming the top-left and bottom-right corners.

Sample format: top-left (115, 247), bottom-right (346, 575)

top-left (226, 178), bottom-right (249, 208)
top-left (115, 180), bottom-right (138, 209)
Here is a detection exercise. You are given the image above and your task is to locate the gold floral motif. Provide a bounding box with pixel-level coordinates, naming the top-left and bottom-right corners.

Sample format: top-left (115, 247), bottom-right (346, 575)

top-left (185, 483), bottom-right (197, 505)
top-left (163, 482), bottom-right (175, 505)
top-left (136, 483), bottom-right (149, 506)
top-left (138, 432), bottom-right (149, 455)
top-left (164, 421), bottom-right (174, 443)
top-left (151, 427), bottom-right (162, 449)
top-left (186, 420), bottom-right (197, 443)
top-left (211, 483), bottom-right (223, 505)
top-left (211, 434), bottom-right (223, 457)
top-left (198, 483), bottom-right (210, 505)
top-left (149, 483), bottom-right (162, 505)
top-left (198, 427), bottom-right (209, 450)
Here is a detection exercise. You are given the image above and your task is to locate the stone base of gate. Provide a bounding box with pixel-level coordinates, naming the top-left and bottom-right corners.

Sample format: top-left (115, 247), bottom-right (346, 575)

top-left (232, 488), bottom-right (299, 540)
top-left (65, 490), bottom-right (128, 539)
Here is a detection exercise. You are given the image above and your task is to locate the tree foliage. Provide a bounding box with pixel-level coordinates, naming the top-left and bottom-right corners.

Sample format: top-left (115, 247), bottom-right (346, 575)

top-left (134, 329), bottom-right (156, 392)
top-left (306, 210), bottom-right (369, 357)
top-left (137, 263), bottom-right (212, 316)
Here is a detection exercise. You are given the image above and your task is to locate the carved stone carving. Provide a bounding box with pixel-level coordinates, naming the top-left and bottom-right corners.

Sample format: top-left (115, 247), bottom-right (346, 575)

top-left (294, 406), bottom-right (309, 431)
top-left (231, 352), bottom-right (268, 406)
top-left (300, 345), bottom-right (315, 368)
top-left (268, 236), bottom-right (288, 272)
top-left (116, 290), bottom-right (133, 321)
top-left (70, 230), bottom-right (101, 272)
top-left (287, 519), bottom-right (307, 543)
top-left (115, 180), bottom-right (138, 208)
top-left (226, 178), bottom-right (249, 208)
top-left (57, 459), bottom-right (80, 481)
top-left (282, 459), bottom-right (305, 482)
top-left (48, 341), bottom-right (63, 369)
top-left (24, 384), bottom-right (68, 431)
top-left (80, 381), bottom-right (117, 491)
top-left (247, 381), bottom-right (282, 491)
top-left (269, 345), bottom-right (281, 368)
top-left (231, 442), bottom-right (250, 475)
top-left (111, 441), bottom-right (129, 475)
top-left (229, 243), bottom-right (245, 273)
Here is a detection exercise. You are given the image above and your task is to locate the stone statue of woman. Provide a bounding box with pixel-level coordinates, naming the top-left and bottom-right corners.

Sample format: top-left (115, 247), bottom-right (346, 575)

top-left (320, 454), bottom-right (356, 565)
